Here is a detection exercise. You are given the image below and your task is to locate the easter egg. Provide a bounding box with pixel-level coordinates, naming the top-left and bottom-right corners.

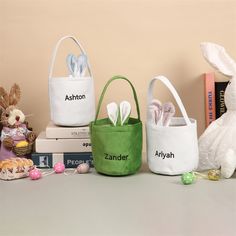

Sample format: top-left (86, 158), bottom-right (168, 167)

top-left (54, 162), bottom-right (65, 174)
top-left (208, 169), bottom-right (220, 181)
top-left (16, 141), bottom-right (29, 148)
top-left (77, 163), bottom-right (90, 174)
top-left (181, 172), bottom-right (196, 185)
top-left (29, 168), bottom-right (42, 180)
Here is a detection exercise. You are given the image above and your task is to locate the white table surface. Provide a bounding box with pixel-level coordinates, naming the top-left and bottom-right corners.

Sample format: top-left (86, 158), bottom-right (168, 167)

top-left (1, 163), bottom-right (236, 236)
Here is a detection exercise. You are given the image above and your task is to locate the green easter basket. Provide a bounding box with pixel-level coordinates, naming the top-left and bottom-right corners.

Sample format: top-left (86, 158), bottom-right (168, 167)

top-left (90, 76), bottom-right (143, 176)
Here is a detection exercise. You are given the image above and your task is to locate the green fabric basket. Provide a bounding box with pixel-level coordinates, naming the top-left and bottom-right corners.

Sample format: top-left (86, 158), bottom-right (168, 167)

top-left (90, 76), bottom-right (143, 176)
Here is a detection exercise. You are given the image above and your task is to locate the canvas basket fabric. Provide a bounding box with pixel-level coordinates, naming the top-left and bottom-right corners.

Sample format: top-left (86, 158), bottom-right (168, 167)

top-left (146, 76), bottom-right (199, 175)
top-left (48, 35), bottom-right (95, 126)
top-left (90, 76), bottom-right (143, 176)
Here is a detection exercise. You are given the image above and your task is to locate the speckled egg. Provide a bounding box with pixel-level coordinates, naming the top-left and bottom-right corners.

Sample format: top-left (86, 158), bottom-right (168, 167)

top-left (208, 169), bottom-right (220, 181)
top-left (29, 168), bottom-right (42, 180)
top-left (77, 163), bottom-right (90, 174)
top-left (181, 172), bottom-right (196, 185)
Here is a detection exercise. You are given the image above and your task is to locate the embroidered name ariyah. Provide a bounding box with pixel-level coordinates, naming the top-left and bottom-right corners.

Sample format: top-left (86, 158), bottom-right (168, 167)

top-left (155, 150), bottom-right (174, 159)
top-left (65, 94), bottom-right (86, 101)
top-left (104, 153), bottom-right (128, 161)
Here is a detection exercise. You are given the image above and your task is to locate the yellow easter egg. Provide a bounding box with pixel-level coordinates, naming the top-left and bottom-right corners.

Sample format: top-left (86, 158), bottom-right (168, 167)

top-left (16, 141), bottom-right (29, 148)
top-left (208, 169), bottom-right (220, 181)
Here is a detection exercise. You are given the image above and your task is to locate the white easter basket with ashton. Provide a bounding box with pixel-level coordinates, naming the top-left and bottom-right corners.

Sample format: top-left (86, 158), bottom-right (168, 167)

top-left (199, 42), bottom-right (236, 178)
top-left (48, 35), bottom-right (95, 126)
top-left (146, 76), bottom-right (199, 175)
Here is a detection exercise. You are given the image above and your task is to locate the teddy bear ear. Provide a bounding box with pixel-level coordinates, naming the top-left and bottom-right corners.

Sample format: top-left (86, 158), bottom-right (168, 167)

top-left (0, 87), bottom-right (9, 110)
top-left (9, 84), bottom-right (21, 106)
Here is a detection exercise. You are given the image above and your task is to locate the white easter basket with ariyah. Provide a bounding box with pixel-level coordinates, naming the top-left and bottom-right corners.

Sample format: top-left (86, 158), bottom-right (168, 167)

top-left (48, 35), bottom-right (95, 126)
top-left (146, 76), bottom-right (199, 175)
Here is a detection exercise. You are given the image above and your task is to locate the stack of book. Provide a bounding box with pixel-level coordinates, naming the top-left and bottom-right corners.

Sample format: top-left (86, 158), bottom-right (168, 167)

top-left (31, 121), bottom-right (93, 168)
top-left (204, 72), bottom-right (228, 127)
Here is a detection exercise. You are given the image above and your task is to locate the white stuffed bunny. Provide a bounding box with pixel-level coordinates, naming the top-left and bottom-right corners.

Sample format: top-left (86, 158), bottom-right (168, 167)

top-left (198, 42), bottom-right (236, 178)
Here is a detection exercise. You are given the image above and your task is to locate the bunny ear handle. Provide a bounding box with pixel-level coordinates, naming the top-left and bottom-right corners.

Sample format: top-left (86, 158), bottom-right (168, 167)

top-left (120, 101), bottom-right (131, 126)
top-left (107, 102), bottom-right (119, 126)
top-left (66, 54), bottom-right (74, 76)
top-left (0, 87), bottom-right (9, 109)
top-left (9, 84), bottom-right (21, 106)
top-left (162, 102), bottom-right (175, 126)
top-left (149, 99), bottom-right (162, 126)
top-left (200, 42), bottom-right (236, 77)
top-left (77, 54), bottom-right (88, 77)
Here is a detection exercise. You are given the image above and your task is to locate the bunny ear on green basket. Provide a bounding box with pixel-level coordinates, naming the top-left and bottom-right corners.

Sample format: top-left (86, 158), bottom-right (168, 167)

top-left (107, 102), bottom-right (119, 126)
top-left (107, 101), bottom-right (131, 127)
top-left (119, 101), bottom-right (131, 126)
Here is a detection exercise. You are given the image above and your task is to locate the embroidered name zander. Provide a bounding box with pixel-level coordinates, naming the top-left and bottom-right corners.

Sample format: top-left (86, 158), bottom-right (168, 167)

top-left (155, 150), bottom-right (174, 159)
top-left (104, 153), bottom-right (128, 161)
top-left (65, 94), bottom-right (86, 101)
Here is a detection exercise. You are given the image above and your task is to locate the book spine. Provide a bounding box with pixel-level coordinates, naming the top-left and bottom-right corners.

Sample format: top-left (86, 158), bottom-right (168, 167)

top-left (31, 153), bottom-right (54, 168)
top-left (35, 137), bottom-right (92, 153)
top-left (215, 81), bottom-right (228, 119)
top-left (31, 152), bottom-right (93, 168)
top-left (204, 73), bottom-right (216, 127)
top-left (46, 128), bottom-right (90, 139)
top-left (64, 153), bottom-right (93, 168)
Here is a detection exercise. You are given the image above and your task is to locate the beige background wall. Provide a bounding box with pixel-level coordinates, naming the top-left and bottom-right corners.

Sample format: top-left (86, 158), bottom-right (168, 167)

top-left (0, 0), bottom-right (235, 148)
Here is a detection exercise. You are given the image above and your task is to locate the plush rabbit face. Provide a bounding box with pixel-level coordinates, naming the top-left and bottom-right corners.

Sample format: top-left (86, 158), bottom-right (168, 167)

top-left (201, 42), bottom-right (236, 111)
top-left (0, 84), bottom-right (23, 127)
top-left (1, 106), bottom-right (25, 127)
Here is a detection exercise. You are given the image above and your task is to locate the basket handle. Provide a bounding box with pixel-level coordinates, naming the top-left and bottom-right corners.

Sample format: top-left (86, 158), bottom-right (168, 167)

top-left (148, 75), bottom-right (191, 126)
top-left (48, 35), bottom-right (93, 79)
top-left (94, 75), bottom-right (141, 124)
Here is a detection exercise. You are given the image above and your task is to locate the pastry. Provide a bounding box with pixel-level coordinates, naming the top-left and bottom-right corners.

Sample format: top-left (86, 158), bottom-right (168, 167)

top-left (0, 157), bottom-right (34, 180)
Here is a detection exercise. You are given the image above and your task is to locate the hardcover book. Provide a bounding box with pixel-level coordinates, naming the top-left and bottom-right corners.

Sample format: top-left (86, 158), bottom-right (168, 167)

top-left (36, 132), bottom-right (91, 153)
top-left (215, 81), bottom-right (228, 119)
top-left (46, 121), bottom-right (90, 139)
top-left (31, 152), bottom-right (93, 168)
top-left (204, 73), bottom-right (216, 127)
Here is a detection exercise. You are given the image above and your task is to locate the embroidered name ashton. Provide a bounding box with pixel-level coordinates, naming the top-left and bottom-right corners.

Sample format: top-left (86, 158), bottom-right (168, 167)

top-left (65, 94), bottom-right (86, 101)
top-left (155, 151), bottom-right (174, 159)
top-left (105, 153), bottom-right (128, 161)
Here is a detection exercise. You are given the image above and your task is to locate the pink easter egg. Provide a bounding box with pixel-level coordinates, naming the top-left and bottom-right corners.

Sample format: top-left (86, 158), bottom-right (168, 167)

top-left (77, 163), bottom-right (90, 174)
top-left (54, 162), bottom-right (65, 174)
top-left (29, 168), bottom-right (42, 180)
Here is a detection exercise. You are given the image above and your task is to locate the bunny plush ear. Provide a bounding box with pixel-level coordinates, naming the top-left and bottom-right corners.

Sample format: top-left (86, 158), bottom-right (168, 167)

top-left (200, 42), bottom-right (236, 77)
top-left (9, 84), bottom-right (21, 106)
top-left (0, 87), bottom-right (9, 109)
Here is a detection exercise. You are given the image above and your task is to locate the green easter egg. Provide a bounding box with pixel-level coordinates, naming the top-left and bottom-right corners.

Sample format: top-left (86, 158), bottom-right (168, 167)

top-left (181, 172), bottom-right (195, 185)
